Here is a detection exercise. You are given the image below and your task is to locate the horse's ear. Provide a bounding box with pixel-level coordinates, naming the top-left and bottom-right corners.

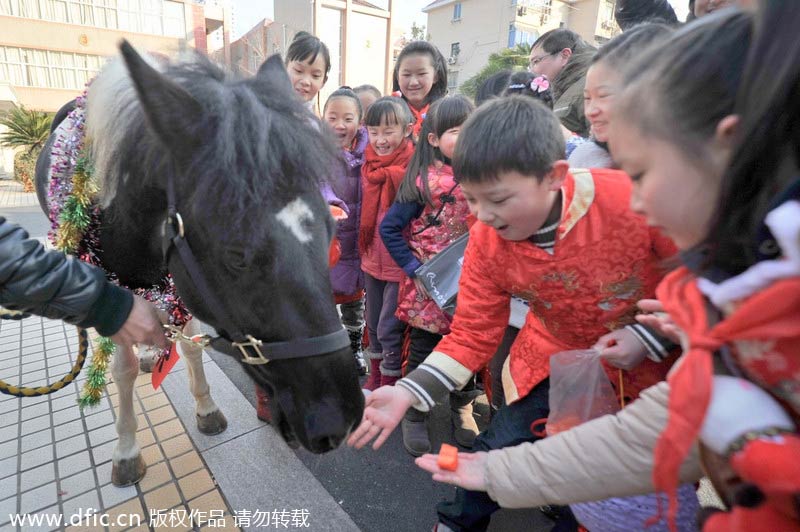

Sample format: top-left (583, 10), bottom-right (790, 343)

top-left (118, 40), bottom-right (202, 154)
top-left (256, 54), bottom-right (293, 93)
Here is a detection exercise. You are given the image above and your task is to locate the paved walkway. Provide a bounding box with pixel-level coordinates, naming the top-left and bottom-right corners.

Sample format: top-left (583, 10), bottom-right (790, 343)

top-left (0, 180), bottom-right (39, 208)
top-left (0, 181), bottom-right (360, 532)
top-left (1, 320), bottom-right (361, 532)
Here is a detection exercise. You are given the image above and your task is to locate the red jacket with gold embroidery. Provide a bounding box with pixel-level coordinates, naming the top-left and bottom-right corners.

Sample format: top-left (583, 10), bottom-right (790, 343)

top-left (398, 168), bottom-right (678, 409)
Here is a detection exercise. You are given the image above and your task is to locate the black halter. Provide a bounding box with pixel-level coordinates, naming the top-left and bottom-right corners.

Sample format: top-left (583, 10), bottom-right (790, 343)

top-left (160, 175), bottom-right (349, 365)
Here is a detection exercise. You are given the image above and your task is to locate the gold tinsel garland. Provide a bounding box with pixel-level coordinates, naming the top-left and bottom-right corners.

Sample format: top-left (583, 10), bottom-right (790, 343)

top-left (54, 153), bottom-right (114, 409)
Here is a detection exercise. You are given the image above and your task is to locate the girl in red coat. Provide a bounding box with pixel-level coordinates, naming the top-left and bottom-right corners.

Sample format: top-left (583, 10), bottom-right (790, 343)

top-left (360, 96), bottom-right (416, 389)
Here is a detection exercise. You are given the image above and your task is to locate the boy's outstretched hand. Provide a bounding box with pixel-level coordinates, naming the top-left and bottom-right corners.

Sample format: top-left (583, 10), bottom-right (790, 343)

top-left (347, 384), bottom-right (416, 450)
top-left (415, 451), bottom-right (490, 492)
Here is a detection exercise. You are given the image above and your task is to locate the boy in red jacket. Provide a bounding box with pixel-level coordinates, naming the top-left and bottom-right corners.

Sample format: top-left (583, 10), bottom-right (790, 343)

top-left (348, 96), bottom-right (677, 532)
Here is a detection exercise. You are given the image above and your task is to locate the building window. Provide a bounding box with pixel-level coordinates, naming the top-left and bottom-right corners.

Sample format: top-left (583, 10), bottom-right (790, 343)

top-left (447, 70), bottom-right (458, 90)
top-left (0, 45), bottom-right (104, 90)
top-left (450, 42), bottom-right (460, 58)
top-left (0, 0), bottom-right (186, 38)
top-left (452, 2), bottom-right (461, 21)
top-left (508, 24), bottom-right (536, 48)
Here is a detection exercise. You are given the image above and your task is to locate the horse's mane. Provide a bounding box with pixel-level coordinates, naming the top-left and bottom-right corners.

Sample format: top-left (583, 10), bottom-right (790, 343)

top-left (86, 48), bottom-right (339, 243)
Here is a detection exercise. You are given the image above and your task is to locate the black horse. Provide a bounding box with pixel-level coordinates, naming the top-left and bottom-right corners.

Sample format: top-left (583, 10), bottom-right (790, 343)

top-left (36, 41), bottom-right (363, 485)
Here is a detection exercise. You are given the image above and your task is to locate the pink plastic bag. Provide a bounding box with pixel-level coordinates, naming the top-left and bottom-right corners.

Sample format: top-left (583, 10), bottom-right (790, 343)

top-left (545, 349), bottom-right (620, 436)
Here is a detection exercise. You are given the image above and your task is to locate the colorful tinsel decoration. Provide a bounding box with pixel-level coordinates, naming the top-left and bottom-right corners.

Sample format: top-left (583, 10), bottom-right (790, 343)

top-left (78, 337), bottom-right (115, 409)
top-left (48, 87), bottom-right (191, 409)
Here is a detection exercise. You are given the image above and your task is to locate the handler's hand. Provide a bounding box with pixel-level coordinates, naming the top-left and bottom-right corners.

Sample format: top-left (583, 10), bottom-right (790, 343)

top-left (635, 299), bottom-right (684, 345)
top-left (415, 451), bottom-right (489, 492)
top-left (111, 295), bottom-right (169, 349)
top-left (347, 384), bottom-right (416, 450)
top-left (593, 328), bottom-right (647, 370)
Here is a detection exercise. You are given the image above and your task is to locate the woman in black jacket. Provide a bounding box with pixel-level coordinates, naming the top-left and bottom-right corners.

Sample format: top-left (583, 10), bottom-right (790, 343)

top-left (0, 218), bottom-right (167, 348)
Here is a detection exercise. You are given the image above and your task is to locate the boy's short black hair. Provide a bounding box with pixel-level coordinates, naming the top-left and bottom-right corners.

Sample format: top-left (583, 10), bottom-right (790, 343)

top-left (364, 96), bottom-right (412, 128)
top-left (454, 95), bottom-right (565, 183)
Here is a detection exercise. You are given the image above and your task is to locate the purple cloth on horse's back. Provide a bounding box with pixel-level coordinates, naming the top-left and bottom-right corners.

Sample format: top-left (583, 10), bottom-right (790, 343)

top-left (330, 126), bottom-right (368, 297)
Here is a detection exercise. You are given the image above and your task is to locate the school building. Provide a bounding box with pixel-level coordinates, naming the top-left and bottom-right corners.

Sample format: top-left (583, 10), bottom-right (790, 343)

top-left (423, 0), bottom-right (621, 93)
top-left (0, 0), bottom-right (232, 176)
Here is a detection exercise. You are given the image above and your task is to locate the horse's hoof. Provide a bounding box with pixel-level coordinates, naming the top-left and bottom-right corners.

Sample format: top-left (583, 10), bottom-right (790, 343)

top-left (111, 454), bottom-right (147, 487)
top-left (197, 410), bottom-right (227, 435)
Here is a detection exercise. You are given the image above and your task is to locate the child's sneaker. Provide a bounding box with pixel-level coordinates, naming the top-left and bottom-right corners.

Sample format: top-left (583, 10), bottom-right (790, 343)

top-left (362, 356), bottom-right (382, 391)
top-left (345, 325), bottom-right (368, 376)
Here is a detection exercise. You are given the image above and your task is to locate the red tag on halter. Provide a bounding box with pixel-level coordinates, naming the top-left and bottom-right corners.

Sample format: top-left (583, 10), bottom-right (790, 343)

top-left (152, 343), bottom-right (180, 390)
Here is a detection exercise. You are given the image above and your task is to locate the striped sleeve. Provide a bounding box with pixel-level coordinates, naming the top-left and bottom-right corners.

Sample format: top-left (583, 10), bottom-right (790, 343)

top-left (396, 351), bottom-right (475, 412)
top-left (625, 323), bottom-right (678, 362)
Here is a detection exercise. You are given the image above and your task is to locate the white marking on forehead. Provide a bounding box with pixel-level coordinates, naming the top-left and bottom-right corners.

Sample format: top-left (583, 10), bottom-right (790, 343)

top-left (276, 198), bottom-right (314, 243)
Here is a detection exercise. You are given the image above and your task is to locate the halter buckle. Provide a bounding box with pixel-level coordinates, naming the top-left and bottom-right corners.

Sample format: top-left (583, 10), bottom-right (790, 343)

top-left (171, 212), bottom-right (185, 238)
top-left (233, 335), bottom-right (269, 365)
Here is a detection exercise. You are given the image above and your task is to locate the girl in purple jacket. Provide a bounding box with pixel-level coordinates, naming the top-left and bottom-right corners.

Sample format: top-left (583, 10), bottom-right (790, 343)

top-left (323, 87), bottom-right (370, 375)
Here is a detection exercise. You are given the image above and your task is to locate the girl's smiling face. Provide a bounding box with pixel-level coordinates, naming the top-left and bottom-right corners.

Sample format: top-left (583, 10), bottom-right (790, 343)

top-left (287, 54), bottom-right (328, 102)
top-left (367, 117), bottom-right (411, 156)
top-left (398, 53), bottom-right (437, 109)
top-left (324, 97), bottom-right (360, 149)
top-left (583, 62), bottom-right (621, 143)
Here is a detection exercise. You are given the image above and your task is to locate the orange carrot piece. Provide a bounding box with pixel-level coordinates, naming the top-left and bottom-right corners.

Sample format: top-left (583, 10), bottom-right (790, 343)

top-left (438, 443), bottom-right (459, 471)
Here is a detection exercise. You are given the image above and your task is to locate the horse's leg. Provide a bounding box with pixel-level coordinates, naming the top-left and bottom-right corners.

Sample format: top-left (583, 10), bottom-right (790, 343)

top-left (111, 343), bottom-right (146, 486)
top-left (180, 319), bottom-right (227, 435)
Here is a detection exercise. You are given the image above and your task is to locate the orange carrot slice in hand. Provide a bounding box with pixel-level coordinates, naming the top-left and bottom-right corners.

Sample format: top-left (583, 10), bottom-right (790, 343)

top-left (438, 443), bottom-right (459, 471)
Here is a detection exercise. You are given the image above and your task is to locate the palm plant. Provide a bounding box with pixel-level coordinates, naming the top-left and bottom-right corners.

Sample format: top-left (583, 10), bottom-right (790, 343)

top-left (0, 105), bottom-right (51, 152)
top-left (0, 105), bottom-right (52, 191)
top-left (459, 43), bottom-right (533, 99)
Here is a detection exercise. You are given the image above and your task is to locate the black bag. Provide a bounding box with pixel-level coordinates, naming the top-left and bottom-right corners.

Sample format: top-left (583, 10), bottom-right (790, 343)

top-left (414, 232), bottom-right (469, 316)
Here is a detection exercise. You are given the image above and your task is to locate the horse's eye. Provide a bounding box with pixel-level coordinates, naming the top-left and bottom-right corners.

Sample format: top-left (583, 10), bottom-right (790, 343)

top-left (224, 248), bottom-right (249, 271)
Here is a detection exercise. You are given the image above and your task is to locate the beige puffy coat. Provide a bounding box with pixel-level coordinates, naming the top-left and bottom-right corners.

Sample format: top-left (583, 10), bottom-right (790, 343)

top-left (485, 381), bottom-right (704, 508)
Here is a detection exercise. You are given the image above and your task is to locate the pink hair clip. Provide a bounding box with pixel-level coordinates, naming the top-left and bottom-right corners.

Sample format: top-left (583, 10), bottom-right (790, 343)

top-left (531, 76), bottom-right (550, 93)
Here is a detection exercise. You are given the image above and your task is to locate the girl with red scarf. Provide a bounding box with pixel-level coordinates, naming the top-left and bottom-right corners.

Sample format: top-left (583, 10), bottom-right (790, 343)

top-left (392, 41), bottom-right (448, 142)
top-left (360, 97), bottom-right (416, 389)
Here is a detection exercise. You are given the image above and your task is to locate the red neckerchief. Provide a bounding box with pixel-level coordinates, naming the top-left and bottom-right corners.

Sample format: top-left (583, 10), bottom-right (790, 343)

top-left (652, 267), bottom-right (800, 531)
top-left (409, 103), bottom-right (430, 140)
top-left (359, 139), bottom-right (415, 252)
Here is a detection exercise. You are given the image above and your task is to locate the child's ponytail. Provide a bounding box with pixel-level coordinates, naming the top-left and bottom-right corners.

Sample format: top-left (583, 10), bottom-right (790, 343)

top-left (397, 114), bottom-right (439, 206)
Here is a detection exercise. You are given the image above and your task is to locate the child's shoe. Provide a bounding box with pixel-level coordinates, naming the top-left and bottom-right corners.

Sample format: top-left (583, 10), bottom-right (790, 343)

top-left (379, 374), bottom-right (400, 386)
top-left (255, 384), bottom-right (272, 423)
top-left (450, 391), bottom-right (480, 448)
top-left (345, 325), bottom-right (368, 376)
top-left (379, 360), bottom-right (401, 387)
top-left (401, 408), bottom-right (431, 456)
top-left (362, 356), bottom-right (382, 391)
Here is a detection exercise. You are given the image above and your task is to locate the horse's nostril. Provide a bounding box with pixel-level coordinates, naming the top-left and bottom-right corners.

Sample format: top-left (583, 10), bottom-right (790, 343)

top-left (310, 435), bottom-right (341, 453)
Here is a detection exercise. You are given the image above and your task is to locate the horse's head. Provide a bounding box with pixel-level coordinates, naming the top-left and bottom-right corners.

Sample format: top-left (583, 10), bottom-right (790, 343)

top-left (94, 42), bottom-right (363, 452)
